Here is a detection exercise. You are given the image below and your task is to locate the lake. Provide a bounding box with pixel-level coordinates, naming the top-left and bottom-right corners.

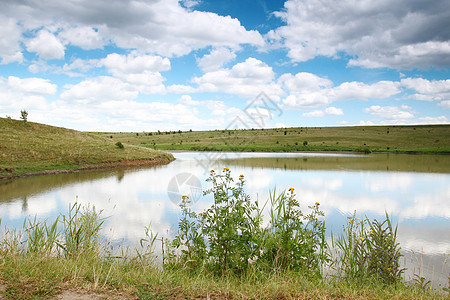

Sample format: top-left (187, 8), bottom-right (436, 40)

top-left (0, 151), bottom-right (449, 288)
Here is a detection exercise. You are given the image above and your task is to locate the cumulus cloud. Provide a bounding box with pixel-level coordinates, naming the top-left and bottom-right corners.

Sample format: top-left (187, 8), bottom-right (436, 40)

top-left (60, 76), bottom-right (138, 104)
top-left (280, 72), bottom-right (401, 109)
top-left (364, 105), bottom-right (414, 121)
top-left (302, 107), bottom-right (344, 117)
top-left (197, 47), bottom-right (237, 72)
top-left (58, 26), bottom-right (105, 50)
top-left (26, 30), bottom-right (65, 60)
top-left (97, 52), bottom-right (170, 93)
top-left (1, 0), bottom-right (263, 59)
top-left (401, 78), bottom-right (450, 105)
top-left (0, 76), bottom-right (52, 120)
top-left (268, 0), bottom-right (450, 69)
top-left (177, 94), bottom-right (227, 116)
top-left (100, 52), bottom-right (171, 74)
top-left (188, 57), bottom-right (283, 99)
top-left (0, 16), bottom-right (23, 64)
top-left (7, 76), bottom-right (57, 95)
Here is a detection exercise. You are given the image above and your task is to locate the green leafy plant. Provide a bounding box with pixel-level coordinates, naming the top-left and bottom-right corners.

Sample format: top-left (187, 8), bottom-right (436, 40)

top-left (171, 169), bottom-right (328, 278)
top-left (172, 169), bottom-right (262, 275)
top-left (333, 212), bottom-right (404, 284)
top-left (115, 141), bottom-right (124, 149)
top-left (261, 188), bottom-right (328, 276)
top-left (20, 109), bottom-right (28, 122)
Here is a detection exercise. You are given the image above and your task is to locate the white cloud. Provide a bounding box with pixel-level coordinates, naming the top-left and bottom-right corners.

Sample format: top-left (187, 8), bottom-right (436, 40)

top-left (90, 52), bottom-right (171, 94)
top-left (7, 76), bottom-right (57, 95)
top-left (281, 72), bottom-right (401, 109)
top-left (197, 47), bottom-right (236, 72)
top-left (302, 106), bottom-right (343, 117)
top-left (178, 94), bottom-right (200, 106)
top-left (438, 100), bottom-right (450, 109)
top-left (60, 76), bottom-right (138, 104)
top-left (364, 105), bottom-right (414, 120)
top-left (325, 107), bottom-right (344, 115)
top-left (181, 0), bottom-right (201, 9)
top-left (59, 26), bottom-right (105, 50)
top-left (100, 52), bottom-right (171, 74)
top-left (401, 78), bottom-right (450, 106)
top-left (416, 116), bottom-right (448, 124)
top-left (177, 94), bottom-right (227, 115)
top-left (302, 110), bottom-right (325, 118)
top-left (332, 81), bottom-right (401, 101)
top-left (2, 0), bottom-right (264, 58)
top-left (0, 16), bottom-right (23, 64)
top-left (0, 76), bottom-right (51, 120)
top-left (279, 72), bottom-right (333, 93)
top-left (268, 0), bottom-right (450, 69)
top-left (190, 57), bottom-right (283, 99)
top-left (26, 30), bottom-right (65, 60)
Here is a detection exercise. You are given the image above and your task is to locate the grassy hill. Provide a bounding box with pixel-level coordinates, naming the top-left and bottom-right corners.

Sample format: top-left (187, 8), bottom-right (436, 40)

top-left (93, 124), bottom-right (450, 154)
top-left (0, 117), bottom-right (174, 179)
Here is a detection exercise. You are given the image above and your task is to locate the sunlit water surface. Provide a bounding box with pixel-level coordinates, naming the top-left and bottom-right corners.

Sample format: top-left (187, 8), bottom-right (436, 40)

top-left (1, 152), bottom-right (449, 288)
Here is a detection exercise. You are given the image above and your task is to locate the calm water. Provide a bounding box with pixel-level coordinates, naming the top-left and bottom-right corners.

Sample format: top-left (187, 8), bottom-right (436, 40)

top-left (0, 152), bottom-right (449, 287)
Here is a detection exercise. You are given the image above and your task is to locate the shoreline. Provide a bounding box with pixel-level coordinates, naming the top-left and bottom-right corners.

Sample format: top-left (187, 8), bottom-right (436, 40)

top-left (0, 155), bottom-right (175, 181)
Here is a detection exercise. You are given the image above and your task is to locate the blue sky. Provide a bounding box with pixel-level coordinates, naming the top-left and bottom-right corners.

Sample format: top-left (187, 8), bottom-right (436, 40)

top-left (0, 0), bottom-right (449, 131)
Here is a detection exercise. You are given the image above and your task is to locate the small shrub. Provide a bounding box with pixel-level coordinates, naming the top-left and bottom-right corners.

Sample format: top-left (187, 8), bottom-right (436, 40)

top-left (20, 110), bottom-right (28, 122)
top-left (115, 141), bottom-right (124, 149)
top-left (303, 140), bottom-right (308, 146)
top-left (170, 169), bottom-right (328, 278)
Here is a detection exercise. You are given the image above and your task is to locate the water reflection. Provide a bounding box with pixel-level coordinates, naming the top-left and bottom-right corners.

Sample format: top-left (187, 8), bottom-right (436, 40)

top-left (0, 152), bottom-right (448, 286)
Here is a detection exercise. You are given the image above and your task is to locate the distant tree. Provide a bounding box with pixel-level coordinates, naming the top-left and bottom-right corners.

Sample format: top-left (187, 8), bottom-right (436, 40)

top-left (20, 110), bottom-right (28, 122)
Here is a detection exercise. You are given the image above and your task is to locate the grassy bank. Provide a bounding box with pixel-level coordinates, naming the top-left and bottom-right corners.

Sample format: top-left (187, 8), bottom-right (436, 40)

top-left (0, 117), bottom-right (174, 179)
top-left (93, 125), bottom-right (450, 154)
top-left (1, 171), bottom-right (448, 299)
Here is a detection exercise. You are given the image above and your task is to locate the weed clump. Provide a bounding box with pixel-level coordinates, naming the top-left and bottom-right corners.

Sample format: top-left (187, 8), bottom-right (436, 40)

top-left (115, 141), bottom-right (124, 149)
top-left (169, 168), bottom-right (328, 278)
top-left (333, 213), bottom-right (404, 284)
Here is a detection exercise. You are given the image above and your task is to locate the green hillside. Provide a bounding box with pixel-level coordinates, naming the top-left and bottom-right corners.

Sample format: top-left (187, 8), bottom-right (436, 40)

top-left (94, 124), bottom-right (450, 154)
top-left (0, 117), bottom-right (174, 179)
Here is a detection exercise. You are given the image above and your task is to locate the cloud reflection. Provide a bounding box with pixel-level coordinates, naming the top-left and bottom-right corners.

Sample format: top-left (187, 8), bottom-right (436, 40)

top-left (0, 152), bottom-right (448, 257)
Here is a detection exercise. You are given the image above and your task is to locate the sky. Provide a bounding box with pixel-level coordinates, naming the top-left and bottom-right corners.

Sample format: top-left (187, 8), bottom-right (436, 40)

top-left (0, 0), bottom-right (449, 132)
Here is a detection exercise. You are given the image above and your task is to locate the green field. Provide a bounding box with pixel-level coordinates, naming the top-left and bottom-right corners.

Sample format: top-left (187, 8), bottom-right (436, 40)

top-left (0, 117), bottom-right (174, 179)
top-left (93, 124), bottom-right (450, 154)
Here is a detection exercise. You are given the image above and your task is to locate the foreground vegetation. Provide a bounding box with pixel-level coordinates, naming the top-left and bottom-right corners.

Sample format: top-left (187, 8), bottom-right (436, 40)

top-left (93, 124), bottom-right (450, 154)
top-left (0, 170), bottom-right (448, 299)
top-left (0, 117), bottom-right (174, 179)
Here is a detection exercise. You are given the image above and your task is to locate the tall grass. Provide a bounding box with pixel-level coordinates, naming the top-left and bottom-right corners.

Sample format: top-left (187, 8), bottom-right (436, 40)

top-left (332, 213), bottom-right (404, 284)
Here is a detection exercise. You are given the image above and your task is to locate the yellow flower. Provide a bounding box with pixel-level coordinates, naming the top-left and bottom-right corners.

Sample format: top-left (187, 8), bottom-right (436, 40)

top-left (315, 202), bottom-right (320, 206)
top-left (292, 198), bottom-right (297, 202)
top-left (223, 167), bottom-right (230, 172)
top-left (360, 237), bottom-right (364, 241)
top-left (210, 169), bottom-right (215, 173)
top-left (199, 212), bottom-right (204, 216)
top-left (182, 195), bottom-right (189, 200)
top-left (387, 267), bottom-right (392, 271)
top-left (239, 174), bottom-right (244, 178)
top-left (288, 187), bottom-right (295, 192)
top-left (349, 219), bottom-right (354, 224)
